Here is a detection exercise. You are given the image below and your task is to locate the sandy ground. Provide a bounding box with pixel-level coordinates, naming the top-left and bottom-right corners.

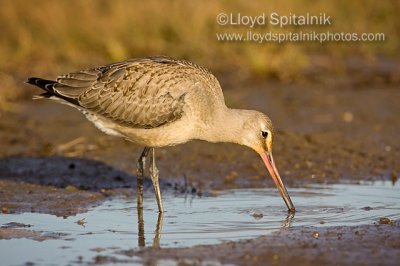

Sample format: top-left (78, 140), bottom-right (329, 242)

top-left (0, 73), bottom-right (399, 264)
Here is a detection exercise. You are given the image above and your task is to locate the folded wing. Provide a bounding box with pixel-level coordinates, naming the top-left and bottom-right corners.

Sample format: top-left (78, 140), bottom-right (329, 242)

top-left (53, 57), bottom-right (189, 129)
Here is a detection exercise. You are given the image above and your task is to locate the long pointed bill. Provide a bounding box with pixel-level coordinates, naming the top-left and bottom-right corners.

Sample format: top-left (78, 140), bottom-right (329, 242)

top-left (260, 152), bottom-right (295, 213)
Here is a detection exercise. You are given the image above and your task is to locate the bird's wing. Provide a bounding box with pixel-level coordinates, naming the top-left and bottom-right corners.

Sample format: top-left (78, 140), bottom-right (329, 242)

top-left (52, 57), bottom-right (213, 129)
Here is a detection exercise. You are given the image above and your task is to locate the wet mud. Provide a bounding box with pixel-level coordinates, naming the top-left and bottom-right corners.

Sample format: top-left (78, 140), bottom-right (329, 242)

top-left (1, 221), bottom-right (68, 242)
top-left (132, 221), bottom-right (400, 266)
top-left (0, 78), bottom-right (399, 265)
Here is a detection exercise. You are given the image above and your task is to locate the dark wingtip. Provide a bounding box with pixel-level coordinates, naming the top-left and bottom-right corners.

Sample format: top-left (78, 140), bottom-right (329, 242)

top-left (25, 77), bottom-right (57, 92)
top-left (26, 77), bottom-right (80, 106)
top-left (26, 77), bottom-right (39, 85)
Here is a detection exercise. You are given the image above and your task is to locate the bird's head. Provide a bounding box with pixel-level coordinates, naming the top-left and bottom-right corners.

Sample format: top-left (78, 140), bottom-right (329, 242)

top-left (239, 111), bottom-right (295, 213)
top-left (239, 111), bottom-right (274, 154)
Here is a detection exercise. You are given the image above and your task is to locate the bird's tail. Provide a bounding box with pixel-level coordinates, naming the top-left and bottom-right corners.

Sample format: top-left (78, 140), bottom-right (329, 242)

top-left (26, 77), bottom-right (57, 99)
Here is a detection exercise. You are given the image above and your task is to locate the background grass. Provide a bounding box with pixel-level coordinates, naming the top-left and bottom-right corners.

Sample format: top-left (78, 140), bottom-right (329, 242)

top-left (0, 0), bottom-right (399, 106)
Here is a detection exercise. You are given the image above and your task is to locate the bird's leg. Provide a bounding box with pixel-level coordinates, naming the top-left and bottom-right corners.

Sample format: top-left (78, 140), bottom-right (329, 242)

top-left (149, 148), bottom-right (164, 213)
top-left (137, 147), bottom-right (150, 247)
top-left (137, 147), bottom-right (150, 209)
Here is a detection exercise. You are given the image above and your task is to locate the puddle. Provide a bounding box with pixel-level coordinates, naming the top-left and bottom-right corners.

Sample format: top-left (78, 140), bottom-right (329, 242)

top-left (0, 181), bottom-right (399, 265)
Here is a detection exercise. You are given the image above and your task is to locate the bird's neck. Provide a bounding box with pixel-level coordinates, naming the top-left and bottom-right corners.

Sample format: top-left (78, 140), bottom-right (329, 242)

top-left (197, 108), bottom-right (250, 145)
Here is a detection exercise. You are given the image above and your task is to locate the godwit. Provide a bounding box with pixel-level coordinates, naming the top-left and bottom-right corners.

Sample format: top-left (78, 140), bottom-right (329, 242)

top-left (27, 56), bottom-right (295, 213)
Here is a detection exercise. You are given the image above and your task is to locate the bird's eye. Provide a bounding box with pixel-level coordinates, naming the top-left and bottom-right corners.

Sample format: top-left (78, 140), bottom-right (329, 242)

top-left (261, 130), bottom-right (268, 138)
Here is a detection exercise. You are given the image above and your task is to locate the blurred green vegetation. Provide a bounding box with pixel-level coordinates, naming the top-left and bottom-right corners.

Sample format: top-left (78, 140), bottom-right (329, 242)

top-left (0, 0), bottom-right (399, 104)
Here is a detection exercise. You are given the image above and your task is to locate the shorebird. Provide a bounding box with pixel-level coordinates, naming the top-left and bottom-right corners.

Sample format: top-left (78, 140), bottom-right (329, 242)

top-left (27, 56), bottom-right (295, 213)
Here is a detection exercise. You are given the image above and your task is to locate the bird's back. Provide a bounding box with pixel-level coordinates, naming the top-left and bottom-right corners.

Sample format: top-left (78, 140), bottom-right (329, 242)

top-left (28, 56), bottom-right (225, 130)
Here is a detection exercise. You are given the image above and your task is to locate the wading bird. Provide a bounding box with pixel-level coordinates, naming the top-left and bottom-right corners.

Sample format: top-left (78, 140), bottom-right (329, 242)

top-left (27, 56), bottom-right (295, 213)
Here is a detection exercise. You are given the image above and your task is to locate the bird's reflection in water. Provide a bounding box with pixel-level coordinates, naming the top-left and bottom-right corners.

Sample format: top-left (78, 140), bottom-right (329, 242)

top-left (152, 213), bottom-right (163, 247)
top-left (136, 175), bottom-right (163, 248)
top-left (136, 172), bottom-right (295, 248)
top-left (282, 212), bottom-right (295, 228)
top-left (136, 203), bottom-right (294, 248)
top-left (137, 204), bottom-right (145, 247)
top-left (137, 204), bottom-right (163, 248)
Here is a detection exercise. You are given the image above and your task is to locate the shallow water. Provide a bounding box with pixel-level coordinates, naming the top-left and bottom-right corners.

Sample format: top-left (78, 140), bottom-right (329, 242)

top-left (0, 181), bottom-right (399, 265)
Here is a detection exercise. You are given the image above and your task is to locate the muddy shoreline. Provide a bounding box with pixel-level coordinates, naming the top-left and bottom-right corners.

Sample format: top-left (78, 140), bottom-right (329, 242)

top-left (131, 220), bottom-right (400, 266)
